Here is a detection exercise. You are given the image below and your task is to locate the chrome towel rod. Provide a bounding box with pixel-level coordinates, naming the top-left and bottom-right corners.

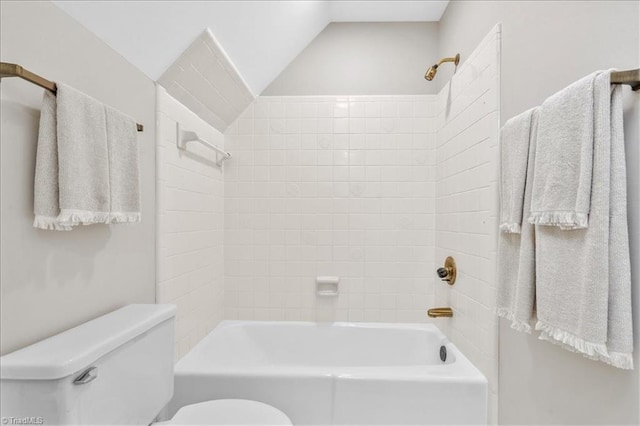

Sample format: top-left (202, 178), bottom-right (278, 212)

top-left (176, 123), bottom-right (231, 167)
top-left (0, 62), bottom-right (144, 132)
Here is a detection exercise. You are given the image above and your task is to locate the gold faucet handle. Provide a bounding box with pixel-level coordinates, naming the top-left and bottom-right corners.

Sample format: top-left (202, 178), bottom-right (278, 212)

top-left (436, 257), bottom-right (457, 285)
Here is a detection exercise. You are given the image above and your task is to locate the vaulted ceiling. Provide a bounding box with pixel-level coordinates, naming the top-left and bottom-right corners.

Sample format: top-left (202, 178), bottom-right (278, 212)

top-left (52, 1), bottom-right (449, 96)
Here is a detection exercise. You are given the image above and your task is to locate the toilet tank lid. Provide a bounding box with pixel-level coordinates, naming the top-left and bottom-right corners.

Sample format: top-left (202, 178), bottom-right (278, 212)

top-left (0, 304), bottom-right (176, 380)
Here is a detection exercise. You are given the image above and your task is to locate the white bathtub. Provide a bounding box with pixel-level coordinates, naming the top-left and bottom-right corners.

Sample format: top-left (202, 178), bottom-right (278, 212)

top-left (169, 321), bottom-right (487, 425)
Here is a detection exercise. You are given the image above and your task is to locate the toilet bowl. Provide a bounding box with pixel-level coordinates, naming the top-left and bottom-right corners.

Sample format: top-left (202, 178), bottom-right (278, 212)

top-left (0, 305), bottom-right (292, 426)
top-left (157, 399), bottom-right (292, 425)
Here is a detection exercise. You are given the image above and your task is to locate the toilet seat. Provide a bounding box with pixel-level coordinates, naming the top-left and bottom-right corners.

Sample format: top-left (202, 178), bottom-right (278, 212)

top-left (161, 399), bottom-right (292, 425)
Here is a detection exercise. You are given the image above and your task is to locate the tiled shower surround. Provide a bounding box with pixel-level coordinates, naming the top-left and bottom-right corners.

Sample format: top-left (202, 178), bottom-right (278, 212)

top-left (224, 95), bottom-right (438, 323)
top-left (434, 26), bottom-right (501, 421)
top-left (161, 24), bottom-right (500, 422)
top-left (156, 87), bottom-right (225, 359)
top-left (222, 25), bottom-right (500, 423)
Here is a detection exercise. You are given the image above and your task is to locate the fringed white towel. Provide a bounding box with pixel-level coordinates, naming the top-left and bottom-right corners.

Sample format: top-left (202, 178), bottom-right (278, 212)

top-left (496, 109), bottom-right (539, 333)
top-left (499, 108), bottom-right (535, 233)
top-left (605, 84), bottom-right (633, 368)
top-left (33, 83), bottom-right (140, 230)
top-left (534, 72), bottom-right (633, 370)
top-left (529, 72), bottom-right (599, 230)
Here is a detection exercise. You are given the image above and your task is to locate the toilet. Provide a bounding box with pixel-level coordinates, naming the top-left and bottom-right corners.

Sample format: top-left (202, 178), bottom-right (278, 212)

top-left (0, 305), bottom-right (292, 425)
top-left (156, 400), bottom-right (291, 425)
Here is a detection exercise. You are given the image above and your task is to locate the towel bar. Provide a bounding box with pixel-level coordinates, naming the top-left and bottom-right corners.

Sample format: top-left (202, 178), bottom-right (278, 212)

top-left (0, 62), bottom-right (144, 132)
top-left (176, 123), bottom-right (231, 167)
top-left (610, 69), bottom-right (639, 91)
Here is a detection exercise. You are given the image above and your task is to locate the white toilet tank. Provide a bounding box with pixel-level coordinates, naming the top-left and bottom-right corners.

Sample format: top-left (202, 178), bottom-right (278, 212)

top-left (0, 304), bottom-right (176, 425)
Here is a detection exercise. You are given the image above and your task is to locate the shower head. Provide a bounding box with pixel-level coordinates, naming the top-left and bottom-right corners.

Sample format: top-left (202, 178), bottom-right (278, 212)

top-left (424, 65), bottom-right (438, 81)
top-left (424, 53), bottom-right (460, 81)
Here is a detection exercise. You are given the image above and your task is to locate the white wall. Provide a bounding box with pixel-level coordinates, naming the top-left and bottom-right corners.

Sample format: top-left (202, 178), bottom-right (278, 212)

top-left (438, 1), bottom-right (639, 424)
top-left (263, 23), bottom-right (439, 96)
top-left (156, 87), bottom-right (225, 360)
top-left (224, 95), bottom-right (437, 322)
top-left (434, 25), bottom-right (501, 423)
top-left (0, 1), bottom-right (156, 355)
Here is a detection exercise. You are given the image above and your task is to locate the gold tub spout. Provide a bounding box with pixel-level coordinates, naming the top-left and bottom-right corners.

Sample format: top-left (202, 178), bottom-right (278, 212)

top-left (427, 307), bottom-right (453, 318)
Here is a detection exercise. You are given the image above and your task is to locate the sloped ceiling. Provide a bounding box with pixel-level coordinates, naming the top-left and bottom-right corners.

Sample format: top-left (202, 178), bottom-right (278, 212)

top-left (52, 1), bottom-right (449, 96)
top-left (158, 29), bottom-right (256, 131)
top-left (329, 1), bottom-right (449, 22)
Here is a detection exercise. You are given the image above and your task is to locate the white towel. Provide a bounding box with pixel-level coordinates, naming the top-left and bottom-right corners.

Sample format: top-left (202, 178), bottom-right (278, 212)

top-left (605, 84), bottom-right (633, 367)
top-left (534, 72), bottom-right (633, 370)
top-left (496, 109), bottom-right (539, 333)
top-left (33, 83), bottom-right (141, 230)
top-left (499, 108), bottom-right (535, 233)
top-left (529, 72), bottom-right (599, 229)
top-left (104, 105), bottom-right (141, 223)
top-left (34, 91), bottom-right (69, 230)
top-left (55, 82), bottom-right (111, 226)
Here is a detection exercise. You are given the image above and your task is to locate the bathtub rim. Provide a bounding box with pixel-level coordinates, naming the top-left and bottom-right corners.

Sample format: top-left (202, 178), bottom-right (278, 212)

top-left (174, 320), bottom-right (488, 384)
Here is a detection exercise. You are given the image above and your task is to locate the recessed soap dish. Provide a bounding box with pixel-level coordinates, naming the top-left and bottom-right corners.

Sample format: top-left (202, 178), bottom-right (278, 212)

top-left (316, 276), bottom-right (339, 296)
